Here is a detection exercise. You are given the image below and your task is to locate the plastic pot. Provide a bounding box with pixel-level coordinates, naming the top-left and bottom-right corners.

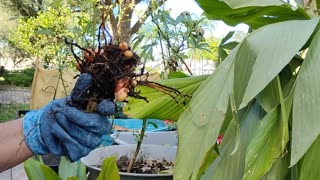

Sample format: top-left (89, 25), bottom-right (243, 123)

top-left (81, 144), bottom-right (177, 180)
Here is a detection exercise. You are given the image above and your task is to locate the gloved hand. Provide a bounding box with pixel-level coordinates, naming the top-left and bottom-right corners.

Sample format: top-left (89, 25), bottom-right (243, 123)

top-left (23, 73), bottom-right (115, 161)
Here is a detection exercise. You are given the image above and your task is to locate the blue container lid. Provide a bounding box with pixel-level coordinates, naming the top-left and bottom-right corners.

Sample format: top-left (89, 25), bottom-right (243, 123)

top-left (111, 118), bottom-right (168, 131)
top-left (100, 118), bottom-right (169, 146)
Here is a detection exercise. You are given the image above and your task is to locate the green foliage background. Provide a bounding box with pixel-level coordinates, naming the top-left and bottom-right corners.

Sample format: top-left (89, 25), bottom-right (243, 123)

top-left (1, 68), bottom-right (35, 87)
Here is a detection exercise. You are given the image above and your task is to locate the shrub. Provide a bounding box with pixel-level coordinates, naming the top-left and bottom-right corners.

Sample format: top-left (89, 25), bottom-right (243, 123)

top-left (2, 68), bottom-right (35, 87)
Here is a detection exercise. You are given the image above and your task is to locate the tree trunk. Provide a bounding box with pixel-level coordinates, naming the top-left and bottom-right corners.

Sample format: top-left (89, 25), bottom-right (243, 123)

top-left (103, 0), bottom-right (167, 44)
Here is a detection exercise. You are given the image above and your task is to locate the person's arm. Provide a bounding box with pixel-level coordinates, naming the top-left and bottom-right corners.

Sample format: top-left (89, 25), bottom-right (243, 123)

top-left (0, 73), bottom-right (114, 173)
top-left (0, 118), bottom-right (33, 172)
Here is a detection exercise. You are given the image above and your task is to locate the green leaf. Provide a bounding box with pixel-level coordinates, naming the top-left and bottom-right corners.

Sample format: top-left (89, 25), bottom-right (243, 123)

top-left (167, 71), bottom-right (189, 79)
top-left (58, 157), bottom-right (86, 180)
top-left (196, 96), bottom-right (235, 178)
top-left (24, 158), bottom-right (61, 180)
top-left (41, 165), bottom-right (62, 180)
top-left (260, 154), bottom-right (290, 180)
top-left (243, 106), bottom-right (281, 180)
top-left (221, 41), bottom-right (239, 50)
top-left (200, 101), bottom-right (261, 180)
top-left (124, 75), bottom-right (207, 120)
top-left (291, 28), bottom-right (320, 166)
top-left (276, 76), bottom-right (290, 155)
top-left (233, 18), bottom-right (319, 109)
top-left (196, 0), bottom-right (310, 29)
top-left (97, 156), bottom-right (120, 180)
top-left (299, 136), bottom-right (320, 180)
top-left (221, 31), bottom-right (235, 45)
top-left (174, 46), bottom-right (238, 179)
top-left (256, 78), bottom-right (280, 112)
top-left (67, 177), bottom-right (79, 180)
top-left (24, 158), bottom-right (46, 180)
top-left (243, 88), bottom-right (293, 180)
top-left (218, 47), bottom-right (228, 62)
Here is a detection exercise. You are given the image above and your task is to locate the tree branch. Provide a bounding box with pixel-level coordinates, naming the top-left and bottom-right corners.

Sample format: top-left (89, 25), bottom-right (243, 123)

top-left (103, 0), bottom-right (119, 40)
top-left (130, 0), bottom-right (167, 35)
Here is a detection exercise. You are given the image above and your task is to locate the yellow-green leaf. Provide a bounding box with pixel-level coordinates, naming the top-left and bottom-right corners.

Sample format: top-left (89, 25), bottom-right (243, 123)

top-left (97, 156), bottom-right (120, 180)
top-left (124, 75), bottom-right (207, 121)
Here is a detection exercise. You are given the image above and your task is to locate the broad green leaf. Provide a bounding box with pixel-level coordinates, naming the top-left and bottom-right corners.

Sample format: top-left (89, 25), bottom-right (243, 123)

top-left (233, 18), bottom-right (318, 108)
top-left (292, 28), bottom-right (320, 166)
top-left (24, 158), bottom-right (46, 180)
top-left (256, 78), bottom-right (280, 112)
top-left (244, 106), bottom-right (281, 180)
top-left (261, 154), bottom-right (290, 180)
top-left (24, 158), bottom-right (61, 180)
top-left (174, 46), bottom-right (238, 179)
top-left (196, 97), bottom-right (235, 178)
top-left (124, 75), bottom-right (207, 120)
top-left (58, 157), bottom-right (86, 180)
top-left (196, 143), bottom-right (219, 179)
top-left (200, 101), bottom-right (261, 180)
top-left (256, 68), bottom-right (295, 113)
top-left (299, 136), bottom-right (320, 180)
top-left (97, 156), bottom-right (120, 180)
top-left (196, 0), bottom-right (309, 29)
top-left (244, 90), bottom-right (293, 180)
top-left (41, 165), bottom-right (63, 180)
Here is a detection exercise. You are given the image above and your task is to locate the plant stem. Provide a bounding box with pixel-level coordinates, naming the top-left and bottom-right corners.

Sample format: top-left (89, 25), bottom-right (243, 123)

top-left (126, 119), bottom-right (147, 173)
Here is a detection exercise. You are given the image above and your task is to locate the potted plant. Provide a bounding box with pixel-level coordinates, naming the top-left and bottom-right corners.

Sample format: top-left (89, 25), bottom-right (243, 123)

top-left (82, 144), bottom-right (177, 180)
top-left (79, 72), bottom-right (207, 178)
top-left (173, 0), bottom-right (320, 179)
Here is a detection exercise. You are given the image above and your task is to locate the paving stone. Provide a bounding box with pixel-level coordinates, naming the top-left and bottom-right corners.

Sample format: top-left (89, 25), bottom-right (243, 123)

top-left (0, 90), bottom-right (30, 105)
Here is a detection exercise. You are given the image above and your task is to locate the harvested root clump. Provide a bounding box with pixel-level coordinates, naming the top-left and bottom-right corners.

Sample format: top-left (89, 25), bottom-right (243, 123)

top-left (66, 16), bottom-right (189, 112)
top-left (67, 40), bottom-right (142, 111)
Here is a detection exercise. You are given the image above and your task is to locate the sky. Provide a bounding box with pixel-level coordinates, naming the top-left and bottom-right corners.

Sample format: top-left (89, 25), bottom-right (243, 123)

top-left (164, 0), bottom-right (249, 38)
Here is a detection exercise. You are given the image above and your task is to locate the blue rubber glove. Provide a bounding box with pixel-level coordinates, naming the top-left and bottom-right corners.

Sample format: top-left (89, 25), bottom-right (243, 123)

top-left (23, 73), bottom-right (115, 162)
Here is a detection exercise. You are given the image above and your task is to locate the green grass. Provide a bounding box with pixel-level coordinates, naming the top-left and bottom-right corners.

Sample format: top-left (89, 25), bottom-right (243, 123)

top-left (0, 104), bottom-right (30, 123)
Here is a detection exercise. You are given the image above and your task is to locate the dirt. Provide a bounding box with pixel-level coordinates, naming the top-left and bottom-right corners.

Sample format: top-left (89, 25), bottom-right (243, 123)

top-left (116, 155), bottom-right (174, 174)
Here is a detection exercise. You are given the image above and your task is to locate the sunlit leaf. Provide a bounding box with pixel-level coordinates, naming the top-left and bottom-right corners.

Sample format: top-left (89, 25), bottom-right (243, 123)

top-left (167, 71), bottom-right (189, 79)
top-left (124, 75), bottom-right (207, 120)
top-left (97, 156), bottom-right (120, 180)
top-left (24, 158), bottom-right (61, 180)
top-left (196, 0), bottom-right (309, 29)
top-left (58, 157), bottom-right (86, 180)
top-left (221, 31), bottom-right (235, 45)
top-left (233, 18), bottom-right (318, 108)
